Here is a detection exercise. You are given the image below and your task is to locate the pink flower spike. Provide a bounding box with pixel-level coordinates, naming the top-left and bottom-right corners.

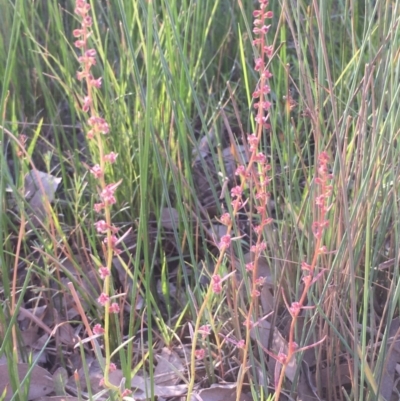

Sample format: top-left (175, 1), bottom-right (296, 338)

top-left (98, 292), bottom-right (109, 306)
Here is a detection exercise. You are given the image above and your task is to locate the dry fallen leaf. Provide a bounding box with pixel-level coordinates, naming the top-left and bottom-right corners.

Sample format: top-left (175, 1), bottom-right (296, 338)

top-left (0, 363), bottom-right (54, 401)
top-left (154, 348), bottom-right (185, 385)
top-left (190, 383), bottom-right (252, 401)
top-left (160, 207), bottom-right (180, 230)
top-left (379, 317), bottom-right (400, 401)
top-left (23, 170), bottom-right (62, 219)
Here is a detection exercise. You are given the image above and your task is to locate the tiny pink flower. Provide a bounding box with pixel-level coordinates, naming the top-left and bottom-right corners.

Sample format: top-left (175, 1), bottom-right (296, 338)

top-left (262, 217), bottom-right (273, 226)
top-left (89, 76), bottom-right (102, 88)
top-left (220, 213), bottom-right (231, 226)
top-left (254, 58), bottom-right (263, 71)
top-left (76, 70), bottom-right (88, 81)
top-left (245, 262), bottom-right (254, 271)
top-left (109, 303), bottom-right (120, 314)
top-left (254, 225), bottom-right (262, 235)
top-left (211, 274), bottom-right (222, 293)
top-left (262, 69), bottom-right (273, 79)
top-left (73, 29), bottom-right (84, 37)
top-left (104, 152), bottom-right (118, 163)
top-left (74, 40), bottom-right (85, 48)
top-left (236, 339), bottom-right (245, 349)
top-left (94, 202), bottom-right (105, 213)
top-left (247, 133), bottom-right (259, 148)
top-left (212, 282), bottom-right (222, 294)
top-left (235, 165), bottom-right (246, 176)
top-left (82, 96), bottom-right (92, 112)
top-left (99, 266), bottom-right (110, 279)
top-left (82, 16), bottom-right (93, 27)
top-left (85, 48), bottom-right (97, 57)
top-left (195, 349), bottom-right (205, 360)
top-left (104, 234), bottom-right (118, 247)
top-left (255, 276), bottom-right (265, 286)
top-left (109, 363), bottom-right (117, 372)
top-left (90, 164), bottom-right (103, 178)
top-left (263, 45), bottom-right (274, 57)
top-left (302, 275), bottom-right (312, 285)
top-left (101, 187), bottom-right (117, 205)
top-left (230, 186), bottom-right (242, 198)
top-left (99, 121), bottom-right (109, 134)
top-left (250, 241), bottom-right (267, 253)
top-left (319, 245), bottom-right (327, 254)
top-left (199, 325), bottom-right (211, 338)
top-left (231, 199), bottom-right (243, 209)
top-left (252, 289), bottom-right (261, 297)
top-left (289, 302), bottom-right (301, 316)
top-left (94, 220), bottom-right (108, 233)
top-left (122, 389), bottom-right (132, 397)
top-left (98, 292), bottom-right (109, 306)
top-left (277, 352), bottom-right (287, 364)
top-left (93, 324), bottom-right (105, 335)
top-left (254, 114), bottom-right (269, 126)
top-left (218, 234), bottom-right (231, 249)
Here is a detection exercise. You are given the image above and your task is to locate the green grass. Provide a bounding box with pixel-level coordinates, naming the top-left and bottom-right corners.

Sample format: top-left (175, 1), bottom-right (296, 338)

top-left (1, 0), bottom-right (400, 400)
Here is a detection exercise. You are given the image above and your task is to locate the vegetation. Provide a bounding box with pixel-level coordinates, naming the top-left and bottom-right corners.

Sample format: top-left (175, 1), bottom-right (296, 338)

top-left (1, 0), bottom-right (400, 400)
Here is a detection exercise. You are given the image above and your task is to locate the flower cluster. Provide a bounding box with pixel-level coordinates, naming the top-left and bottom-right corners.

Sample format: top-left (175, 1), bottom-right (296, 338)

top-left (272, 152), bottom-right (332, 399)
top-left (73, 0), bottom-right (122, 392)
